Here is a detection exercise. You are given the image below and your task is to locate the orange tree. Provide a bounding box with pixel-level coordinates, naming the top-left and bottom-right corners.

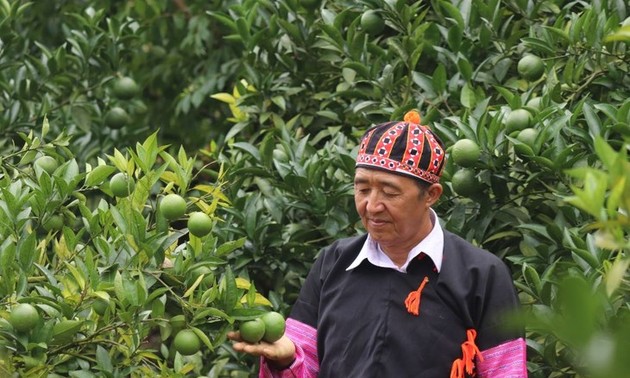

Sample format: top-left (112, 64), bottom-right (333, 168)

top-left (0, 123), bottom-right (274, 376)
top-left (208, 1), bottom-right (630, 377)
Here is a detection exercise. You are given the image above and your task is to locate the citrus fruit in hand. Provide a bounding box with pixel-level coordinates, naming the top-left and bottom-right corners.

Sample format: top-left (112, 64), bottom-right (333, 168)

top-left (451, 168), bottom-right (480, 198)
top-left (517, 55), bottom-right (545, 81)
top-left (187, 212), bottom-right (212, 237)
top-left (239, 318), bottom-right (266, 344)
top-left (104, 107), bottom-right (130, 129)
top-left (505, 109), bottom-right (532, 134)
top-left (110, 172), bottom-right (135, 198)
top-left (160, 194), bottom-right (187, 220)
top-left (173, 329), bottom-right (201, 356)
top-left (451, 139), bottom-right (481, 167)
top-left (261, 311), bottom-right (286, 343)
top-left (35, 156), bottom-right (58, 175)
top-left (112, 77), bottom-right (140, 100)
top-left (9, 303), bottom-right (40, 333)
top-left (361, 10), bottom-right (385, 35)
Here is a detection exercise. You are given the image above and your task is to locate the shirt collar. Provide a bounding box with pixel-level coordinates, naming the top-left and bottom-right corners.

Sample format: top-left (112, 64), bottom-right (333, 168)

top-left (346, 208), bottom-right (444, 273)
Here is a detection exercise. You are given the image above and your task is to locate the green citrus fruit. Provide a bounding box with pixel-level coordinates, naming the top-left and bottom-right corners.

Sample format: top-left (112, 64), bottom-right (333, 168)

top-left (35, 156), bottom-right (58, 175)
top-left (160, 194), bottom-right (187, 220)
top-left (516, 128), bottom-right (538, 148)
top-left (43, 214), bottom-right (64, 232)
top-left (451, 139), bottom-right (481, 168)
top-left (170, 314), bottom-right (187, 334)
top-left (261, 311), bottom-right (286, 343)
top-left (187, 212), bottom-right (212, 237)
top-left (110, 172), bottom-right (135, 198)
top-left (526, 97), bottom-right (543, 112)
top-left (517, 55), bottom-right (545, 81)
top-left (9, 303), bottom-right (40, 333)
top-left (92, 292), bottom-right (111, 316)
top-left (104, 107), bottom-right (130, 129)
top-left (239, 318), bottom-right (266, 344)
top-left (173, 329), bottom-right (201, 356)
top-left (505, 109), bottom-right (532, 134)
top-left (451, 168), bottom-right (480, 198)
top-left (112, 77), bottom-right (140, 100)
top-left (361, 10), bottom-right (385, 35)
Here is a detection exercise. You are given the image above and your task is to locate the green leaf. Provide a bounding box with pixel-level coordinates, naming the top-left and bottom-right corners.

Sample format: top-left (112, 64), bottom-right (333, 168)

top-left (438, 1), bottom-right (464, 29)
top-left (222, 266), bottom-right (238, 312)
top-left (604, 25), bottom-right (630, 42)
top-left (432, 64), bottom-right (447, 94)
top-left (457, 55), bottom-right (473, 82)
top-left (191, 326), bottom-right (214, 351)
top-left (582, 102), bottom-right (602, 137)
top-left (460, 83), bottom-right (476, 108)
top-left (85, 165), bottom-right (116, 187)
top-left (215, 237), bottom-right (246, 257)
top-left (95, 345), bottom-right (114, 372)
top-left (605, 257), bottom-right (630, 296)
top-left (192, 307), bottom-right (233, 324)
top-left (523, 263), bottom-right (542, 297)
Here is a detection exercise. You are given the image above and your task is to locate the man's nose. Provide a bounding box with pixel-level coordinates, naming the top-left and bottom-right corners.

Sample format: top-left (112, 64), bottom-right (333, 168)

top-left (365, 192), bottom-right (384, 213)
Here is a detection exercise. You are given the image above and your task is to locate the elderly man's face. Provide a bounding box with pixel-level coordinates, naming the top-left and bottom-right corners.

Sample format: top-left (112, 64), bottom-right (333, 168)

top-left (353, 168), bottom-right (441, 253)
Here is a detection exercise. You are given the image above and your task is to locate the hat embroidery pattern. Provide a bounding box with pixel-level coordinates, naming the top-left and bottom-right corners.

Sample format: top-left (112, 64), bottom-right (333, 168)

top-left (355, 111), bottom-right (445, 184)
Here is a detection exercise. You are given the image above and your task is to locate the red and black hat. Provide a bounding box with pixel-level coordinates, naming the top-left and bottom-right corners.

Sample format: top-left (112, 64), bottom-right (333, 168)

top-left (355, 111), bottom-right (446, 184)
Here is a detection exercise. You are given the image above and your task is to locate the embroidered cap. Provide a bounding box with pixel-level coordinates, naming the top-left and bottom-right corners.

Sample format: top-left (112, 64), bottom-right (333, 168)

top-left (355, 111), bottom-right (446, 184)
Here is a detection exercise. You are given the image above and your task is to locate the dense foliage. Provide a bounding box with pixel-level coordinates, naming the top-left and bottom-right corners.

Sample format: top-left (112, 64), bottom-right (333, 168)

top-left (1, 0), bottom-right (629, 377)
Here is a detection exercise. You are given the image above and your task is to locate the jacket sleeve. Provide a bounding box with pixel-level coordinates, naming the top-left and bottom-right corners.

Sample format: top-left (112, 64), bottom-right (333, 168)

top-left (477, 337), bottom-right (528, 377)
top-left (259, 318), bottom-right (319, 378)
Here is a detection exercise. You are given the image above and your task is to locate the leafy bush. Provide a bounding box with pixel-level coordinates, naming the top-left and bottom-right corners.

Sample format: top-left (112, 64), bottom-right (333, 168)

top-left (0, 124), bottom-right (271, 377)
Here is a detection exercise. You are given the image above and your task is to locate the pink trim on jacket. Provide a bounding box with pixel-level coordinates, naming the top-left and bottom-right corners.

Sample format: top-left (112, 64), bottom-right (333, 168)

top-left (477, 338), bottom-right (528, 377)
top-left (259, 318), bottom-right (319, 378)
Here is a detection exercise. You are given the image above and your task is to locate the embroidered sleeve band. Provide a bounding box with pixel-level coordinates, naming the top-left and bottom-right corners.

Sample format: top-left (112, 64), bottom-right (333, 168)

top-left (477, 337), bottom-right (528, 378)
top-left (259, 318), bottom-right (319, 378)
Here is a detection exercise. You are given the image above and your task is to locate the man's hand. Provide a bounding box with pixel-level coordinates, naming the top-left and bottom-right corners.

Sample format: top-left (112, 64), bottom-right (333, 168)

top-left (228, 331), bottom-right (296, 369)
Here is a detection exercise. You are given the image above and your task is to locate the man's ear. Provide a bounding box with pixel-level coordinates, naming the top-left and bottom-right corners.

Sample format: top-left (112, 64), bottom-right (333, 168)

top-left (425, 183), bottom-right (443, 207)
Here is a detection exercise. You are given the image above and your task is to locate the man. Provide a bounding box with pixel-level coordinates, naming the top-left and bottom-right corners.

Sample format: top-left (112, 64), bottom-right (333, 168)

top-left (229, 111), bottom-right (527, 377)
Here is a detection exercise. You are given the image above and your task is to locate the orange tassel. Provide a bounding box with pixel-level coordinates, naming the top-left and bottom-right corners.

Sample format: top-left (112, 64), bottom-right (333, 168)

top-left (450, 329), bottom-right (483, 378)
top-left (403, 110), bottom-right (421, 125)
top-left (404, 276), bottom-right (429, 316)
top-left (450, 359), bottom-right (464, 378)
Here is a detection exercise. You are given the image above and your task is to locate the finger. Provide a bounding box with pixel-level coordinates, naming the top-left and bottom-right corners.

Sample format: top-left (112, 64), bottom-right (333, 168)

top-left (226, 331), bottom-right (242, 341)
top-left (232, 341), bottom-right (267, 356)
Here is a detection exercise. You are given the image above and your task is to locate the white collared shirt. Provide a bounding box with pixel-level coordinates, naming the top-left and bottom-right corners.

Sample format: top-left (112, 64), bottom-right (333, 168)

top-left (346, 208), bottom-right (444, 273)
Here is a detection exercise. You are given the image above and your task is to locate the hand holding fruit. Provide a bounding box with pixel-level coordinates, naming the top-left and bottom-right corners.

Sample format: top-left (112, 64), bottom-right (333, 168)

top-left (228, 311), bottom-right (296, 369)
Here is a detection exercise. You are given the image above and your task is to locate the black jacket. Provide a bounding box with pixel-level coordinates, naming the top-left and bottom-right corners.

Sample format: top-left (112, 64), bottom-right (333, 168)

top-left (290, 231), bottom-right (522, 378)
